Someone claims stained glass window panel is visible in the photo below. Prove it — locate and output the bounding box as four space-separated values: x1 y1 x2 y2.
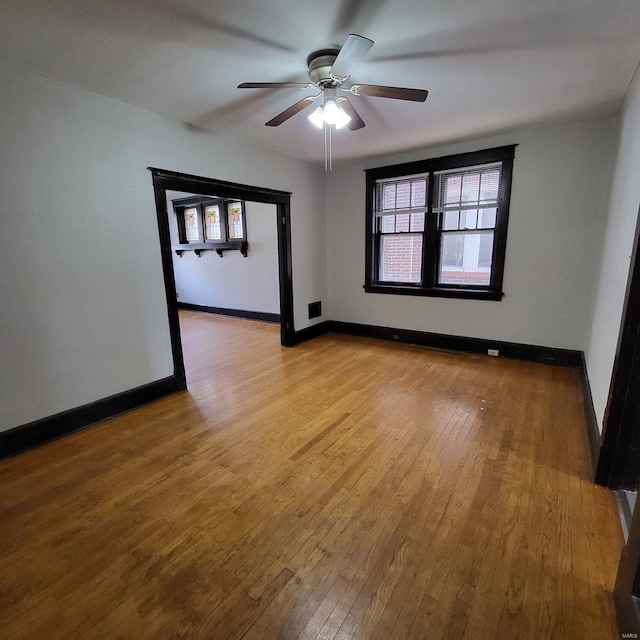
227 202 244 239
184 207 200 242
204 204 221 240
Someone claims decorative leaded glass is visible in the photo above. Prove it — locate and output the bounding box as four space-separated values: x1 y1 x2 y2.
184 207 200 242
205 204 221 240
227 202 244 239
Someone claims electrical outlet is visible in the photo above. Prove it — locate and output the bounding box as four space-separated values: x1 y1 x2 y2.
487 348 499 357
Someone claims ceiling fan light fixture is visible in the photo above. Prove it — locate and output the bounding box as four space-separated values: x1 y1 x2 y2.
334 109 351 130
307 106 325 129
324 99 351 129
308 99 351 130
322 99 341 124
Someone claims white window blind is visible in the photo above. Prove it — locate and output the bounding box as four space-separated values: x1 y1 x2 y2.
374 173 429 217
433 163 502 215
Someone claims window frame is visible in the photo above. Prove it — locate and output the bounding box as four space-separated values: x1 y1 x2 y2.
365 145 516 301
173 195 248 257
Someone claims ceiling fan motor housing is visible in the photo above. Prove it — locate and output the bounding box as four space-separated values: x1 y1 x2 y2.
307 49 340 87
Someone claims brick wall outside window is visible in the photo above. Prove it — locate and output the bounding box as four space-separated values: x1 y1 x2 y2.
380 235 422 283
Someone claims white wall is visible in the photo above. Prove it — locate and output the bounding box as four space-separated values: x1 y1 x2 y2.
0 63 326 433
167 193 280 314
326 118 615 350
586 62 640 431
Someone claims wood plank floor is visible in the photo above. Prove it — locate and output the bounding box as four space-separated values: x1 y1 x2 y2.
0 311 624 639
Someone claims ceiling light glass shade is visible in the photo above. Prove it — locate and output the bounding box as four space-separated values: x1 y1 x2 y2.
307 106 325 129
332 106 351 130
307 100 351 130
322 99 341 124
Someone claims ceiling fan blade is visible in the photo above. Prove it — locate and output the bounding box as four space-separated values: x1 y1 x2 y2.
351 84 428 102
330 34 374 80
337 97 366 130
265 95 319 127
239 82 313 89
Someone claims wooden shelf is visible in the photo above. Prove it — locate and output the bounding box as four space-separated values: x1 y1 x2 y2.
174 241 248 258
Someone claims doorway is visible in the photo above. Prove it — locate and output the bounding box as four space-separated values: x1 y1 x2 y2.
148 167 295 391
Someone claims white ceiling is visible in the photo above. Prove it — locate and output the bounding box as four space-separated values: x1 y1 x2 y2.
1 0 640 163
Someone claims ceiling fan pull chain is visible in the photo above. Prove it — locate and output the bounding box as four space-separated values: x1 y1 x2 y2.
324 122 328 171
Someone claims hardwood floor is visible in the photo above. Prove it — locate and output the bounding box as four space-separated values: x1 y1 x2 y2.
0 311 623 639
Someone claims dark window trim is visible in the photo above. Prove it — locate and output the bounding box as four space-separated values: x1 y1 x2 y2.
364 145 516 300
364 284 503 301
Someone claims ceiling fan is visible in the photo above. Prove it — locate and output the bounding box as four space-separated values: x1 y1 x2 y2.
238 34 428 134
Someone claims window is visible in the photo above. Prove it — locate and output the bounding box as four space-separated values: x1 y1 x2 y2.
226 201 244 239
173 196 248 257
184 207 200 242
204 203 222 241
365 145 515 300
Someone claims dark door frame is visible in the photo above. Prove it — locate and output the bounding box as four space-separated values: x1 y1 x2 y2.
594 204 640 635
614 500 640 635
596 204 640 490
148 167 295 391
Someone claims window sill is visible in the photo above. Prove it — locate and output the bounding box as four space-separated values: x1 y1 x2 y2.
364 284 503 301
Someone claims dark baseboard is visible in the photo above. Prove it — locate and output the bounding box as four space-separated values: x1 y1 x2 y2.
578 352 602 476
293 321 330 345
327 320 583 367
0 376 181 460
615 537 640 637
178 302 280 324
617 491 634 538
614 583 640 638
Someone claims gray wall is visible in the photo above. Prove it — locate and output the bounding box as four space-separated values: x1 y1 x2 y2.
326 118 615 351
167 193 280 314
586 61 640 431
1 57 634 439
0 63 326 433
